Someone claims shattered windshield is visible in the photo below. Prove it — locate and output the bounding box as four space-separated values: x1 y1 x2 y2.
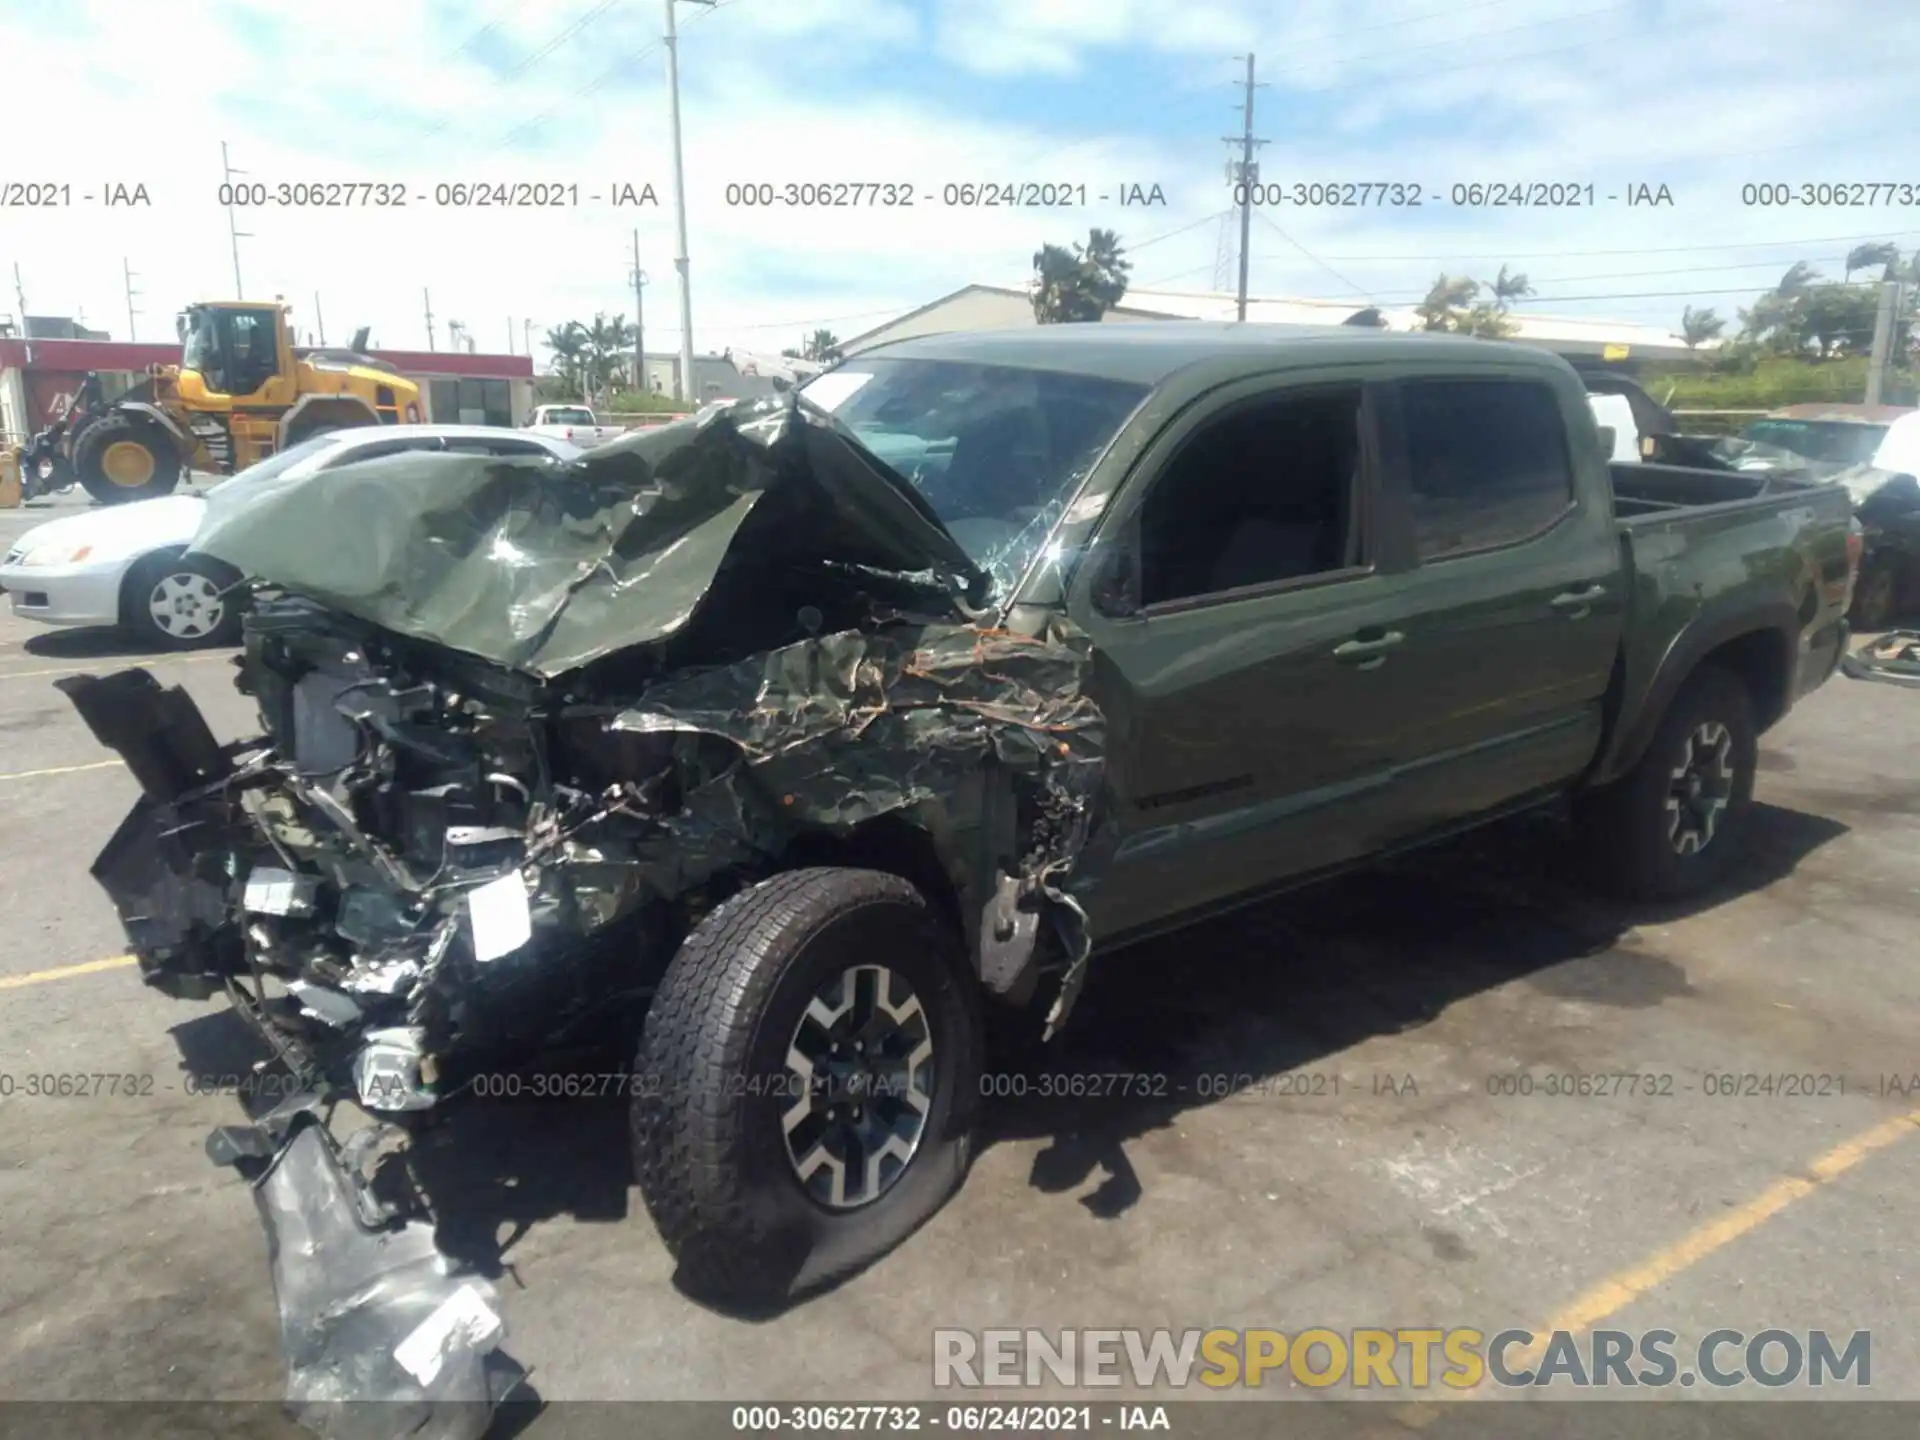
801 356 1147 596
1742 419 1888 467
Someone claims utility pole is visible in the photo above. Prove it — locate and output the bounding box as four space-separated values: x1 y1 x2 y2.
314 293 326 345
665 0 716 404
631 230 649 393
423 289 436 351
508 317 515 355
221 142 250 299
523 318 533 359
122 257 142 342
12 263 29 362
1222 55 1267 321
1865 279 1906 407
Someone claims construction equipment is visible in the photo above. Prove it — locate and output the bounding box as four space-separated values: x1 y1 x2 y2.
10 301 422 505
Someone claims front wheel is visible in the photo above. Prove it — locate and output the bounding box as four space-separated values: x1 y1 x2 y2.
633 868 982 1310
123 550 245 649
1574 664 1758 901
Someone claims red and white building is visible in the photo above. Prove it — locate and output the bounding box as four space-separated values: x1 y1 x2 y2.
0 337 536 442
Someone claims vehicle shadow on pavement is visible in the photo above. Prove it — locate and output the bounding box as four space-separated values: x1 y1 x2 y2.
154 801 1847 1319
978 801 1849 1218
23 626 229 660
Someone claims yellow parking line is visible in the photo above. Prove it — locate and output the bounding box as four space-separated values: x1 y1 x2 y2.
0 954 137 990
0 652 232 682
0 759 121 782
1389 1106 1920 1421
1500 1107 1920 1372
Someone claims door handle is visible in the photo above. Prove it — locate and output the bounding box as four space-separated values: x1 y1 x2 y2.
1551 584 1607 617
1333 630 1405 669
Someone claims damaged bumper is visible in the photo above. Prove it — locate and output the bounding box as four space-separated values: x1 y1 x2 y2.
216 1102 524 1440
52 392 1112 1433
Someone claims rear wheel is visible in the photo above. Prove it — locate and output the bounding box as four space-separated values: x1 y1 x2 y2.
1575 664 1758 901
122 550 244 649
74 413 183 503
633 868 982 1310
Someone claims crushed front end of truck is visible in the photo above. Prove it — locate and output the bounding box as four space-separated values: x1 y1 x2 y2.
55 395 1105 1438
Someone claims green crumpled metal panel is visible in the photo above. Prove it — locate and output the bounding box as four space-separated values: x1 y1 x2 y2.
189 395 987 679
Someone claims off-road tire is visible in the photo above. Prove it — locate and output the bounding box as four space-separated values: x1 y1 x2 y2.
122 548 245 649
1574 664 1758 902
633 868 983 1310
73 413 183 504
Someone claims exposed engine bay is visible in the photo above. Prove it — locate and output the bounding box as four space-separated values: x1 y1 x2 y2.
54 394 1107 1439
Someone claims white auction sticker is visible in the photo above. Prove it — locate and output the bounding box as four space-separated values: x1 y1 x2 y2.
393 1284 503 1387
466 872 532 963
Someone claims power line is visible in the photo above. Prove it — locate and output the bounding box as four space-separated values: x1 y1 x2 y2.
1264 0 1636 83
1250 252 1889 288
1280 0 1790 99
1236 230 1920 264
1255 213 1371 300
430 0 634 141
493 0 734 148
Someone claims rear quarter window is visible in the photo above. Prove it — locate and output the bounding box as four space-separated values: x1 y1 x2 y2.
1399 378 1576 560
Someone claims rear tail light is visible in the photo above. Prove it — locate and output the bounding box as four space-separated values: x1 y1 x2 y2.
1845 523 1864 606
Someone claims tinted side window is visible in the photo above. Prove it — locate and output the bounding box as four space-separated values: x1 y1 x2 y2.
1400 379 1574 560
1138 387 1362 608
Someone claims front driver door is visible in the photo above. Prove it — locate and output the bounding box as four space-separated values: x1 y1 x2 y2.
1063 373 1431 946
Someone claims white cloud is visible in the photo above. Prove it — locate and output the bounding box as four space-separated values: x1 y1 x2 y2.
1 0 1913 371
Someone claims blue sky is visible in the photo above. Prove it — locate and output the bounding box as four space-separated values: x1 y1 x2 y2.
3 0 1916 361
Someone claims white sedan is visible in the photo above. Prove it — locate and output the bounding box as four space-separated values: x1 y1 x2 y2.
0 425 580 648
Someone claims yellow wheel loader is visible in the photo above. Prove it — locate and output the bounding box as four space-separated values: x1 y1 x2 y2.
15 302 422 504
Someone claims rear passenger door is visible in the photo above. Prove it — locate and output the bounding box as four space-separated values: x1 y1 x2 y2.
1374 373 1625 837
1065 375 1435 944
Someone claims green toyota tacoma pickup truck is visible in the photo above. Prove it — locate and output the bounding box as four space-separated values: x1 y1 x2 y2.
58 325 1856 1422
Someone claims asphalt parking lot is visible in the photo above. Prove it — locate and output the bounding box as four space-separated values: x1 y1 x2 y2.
1 487 1917 1434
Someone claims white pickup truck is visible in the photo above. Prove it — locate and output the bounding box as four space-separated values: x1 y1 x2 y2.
525 404 625 448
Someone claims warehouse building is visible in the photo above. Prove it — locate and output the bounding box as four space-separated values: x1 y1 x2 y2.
840 283 1702 366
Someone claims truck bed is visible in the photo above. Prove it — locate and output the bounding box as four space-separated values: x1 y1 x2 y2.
1608 460 1821 517
1591 460 1854 787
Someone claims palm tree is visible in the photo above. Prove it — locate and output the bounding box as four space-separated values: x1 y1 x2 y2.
583 312 637 406
1844 243 1900 283
1680 305 1726 349
545 322 591 400
1416 274 1479 332
1031 228 1132 323
802 329 843 363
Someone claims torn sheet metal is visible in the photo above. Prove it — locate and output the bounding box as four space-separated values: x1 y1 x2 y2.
244 1111 524 1440
1841 631 1920 688
60 388 1115 1439
188 394 988 678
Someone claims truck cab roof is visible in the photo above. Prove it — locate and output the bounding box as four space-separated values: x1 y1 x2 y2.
859 323 1569 387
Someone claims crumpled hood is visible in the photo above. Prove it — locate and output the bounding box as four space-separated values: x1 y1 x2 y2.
187 394 989 679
